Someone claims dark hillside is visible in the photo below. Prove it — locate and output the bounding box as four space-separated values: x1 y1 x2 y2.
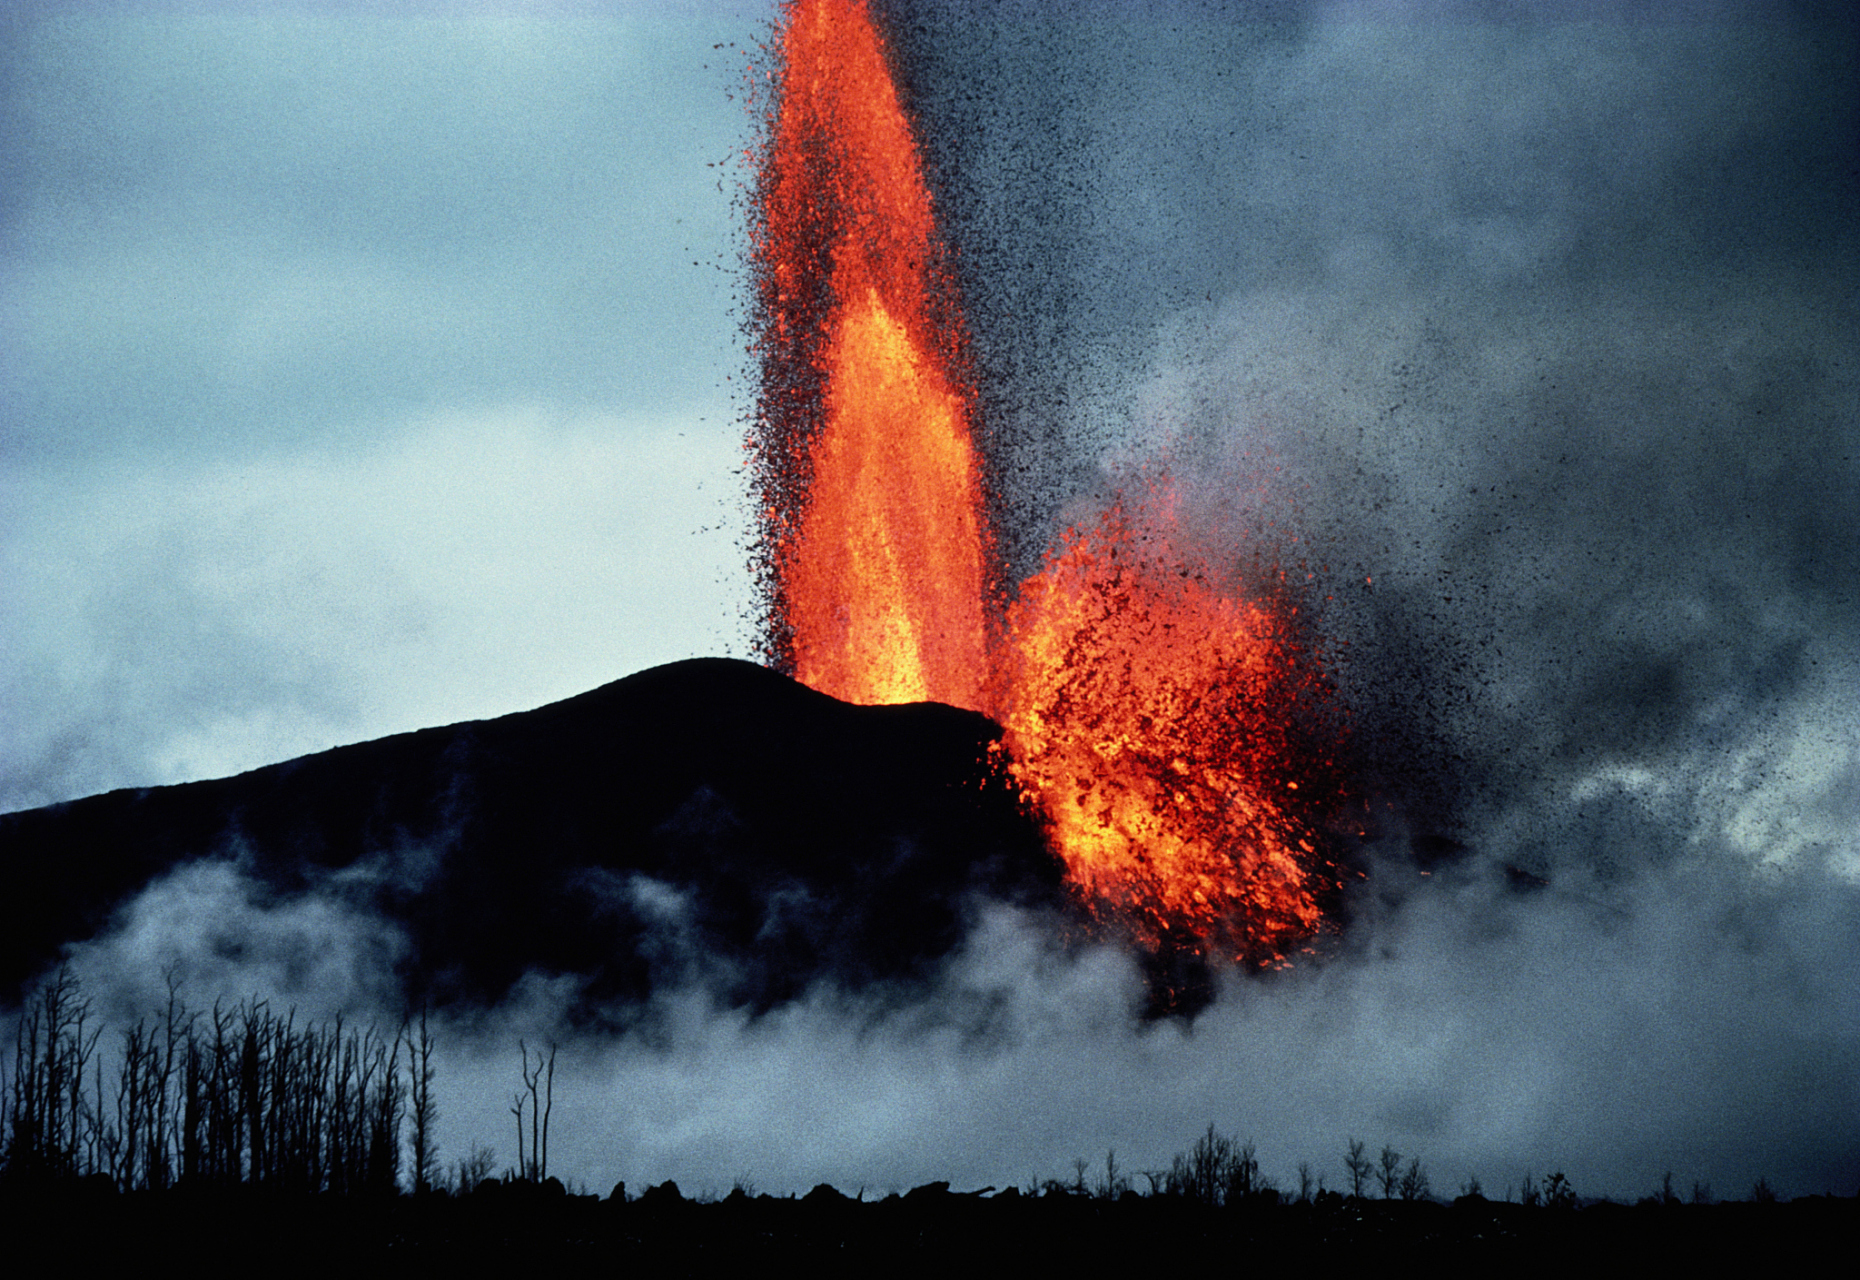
0 658 1062 1018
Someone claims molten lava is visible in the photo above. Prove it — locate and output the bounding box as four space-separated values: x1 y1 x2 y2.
991 495 1332 963
751 0 993 709
751 0 1340 968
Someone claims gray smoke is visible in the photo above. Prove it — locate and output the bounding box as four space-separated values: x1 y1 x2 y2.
886 0 1860 1196
45 849 1857 1198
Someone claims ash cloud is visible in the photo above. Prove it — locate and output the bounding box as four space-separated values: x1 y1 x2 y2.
892 0 1858 863
861 0 1860 1198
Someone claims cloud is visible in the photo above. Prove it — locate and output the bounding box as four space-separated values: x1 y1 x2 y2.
2 5 767 809
4 6 756 464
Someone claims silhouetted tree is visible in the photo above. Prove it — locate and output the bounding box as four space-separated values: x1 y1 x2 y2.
1399 1155 1429 1201
1169 1124 1236 1205
365 1026 404 1194
512 1040 557 1181
3 971 416 1194
454 1143 497 1194
1227 1138 1260 1201
1344 1138 1372 1199
1546 1171 1577 1209
1378 1145 1402 1199
4 964 99 1183
510 1089 526 1180
1096 1148 1129 1200
405 1009 438 1194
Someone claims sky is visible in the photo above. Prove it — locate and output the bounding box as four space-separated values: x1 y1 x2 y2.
6 0 1859 1202
3 0 767 813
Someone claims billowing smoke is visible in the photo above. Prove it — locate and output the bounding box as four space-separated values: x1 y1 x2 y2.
5 0 1856 1203
883 0 1858 1194
42 838 1857 1198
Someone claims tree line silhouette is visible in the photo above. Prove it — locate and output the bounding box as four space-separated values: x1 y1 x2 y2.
0 967 1810 1208
3 966 434 1193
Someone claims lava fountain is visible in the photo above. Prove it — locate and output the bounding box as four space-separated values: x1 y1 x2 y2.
749 0 994 709
988 489 1343 964
750 0 1342 971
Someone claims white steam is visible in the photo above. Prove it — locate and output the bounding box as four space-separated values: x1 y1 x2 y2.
44 839 1859 1201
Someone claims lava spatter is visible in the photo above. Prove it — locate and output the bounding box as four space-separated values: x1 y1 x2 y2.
992 492 1339 964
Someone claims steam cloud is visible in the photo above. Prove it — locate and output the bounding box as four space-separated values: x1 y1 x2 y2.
8 0 1858 1201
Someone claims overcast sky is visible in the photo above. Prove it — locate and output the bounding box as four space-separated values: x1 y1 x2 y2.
3 0 769 813
6 0 1857 1202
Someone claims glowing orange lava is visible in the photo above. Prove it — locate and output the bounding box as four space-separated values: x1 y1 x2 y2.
991 494 1332 962
752 0 993 709
751 0 1338 965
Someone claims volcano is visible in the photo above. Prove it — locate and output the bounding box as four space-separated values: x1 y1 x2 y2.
0 658 1067 1021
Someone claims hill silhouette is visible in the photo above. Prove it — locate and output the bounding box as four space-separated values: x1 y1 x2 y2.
0 658 1064 1019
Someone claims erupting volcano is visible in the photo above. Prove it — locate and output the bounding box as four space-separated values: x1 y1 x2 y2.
751 0 1344 969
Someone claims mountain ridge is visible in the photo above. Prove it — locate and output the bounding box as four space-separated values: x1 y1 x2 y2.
0 657 1064 1018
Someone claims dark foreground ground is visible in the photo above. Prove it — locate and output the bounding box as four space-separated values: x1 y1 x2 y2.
8 1179 1851 1267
